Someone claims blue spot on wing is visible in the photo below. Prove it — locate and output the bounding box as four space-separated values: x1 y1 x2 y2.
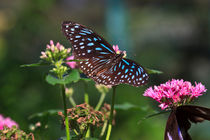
87 43 94 46
138 68 141 75
95 47 102 51
100 52 110 54
132 75 135 79
79 33 86 35
114 65 117 71
100 43 113 53
119 62 122 68
99 59 107 62
122 65 125 70
125 69 128 73
93 37 98 41
122 59 129 65
81 30 91 34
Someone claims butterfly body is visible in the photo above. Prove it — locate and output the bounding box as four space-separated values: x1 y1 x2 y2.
62 21 149 87
92 53 124 76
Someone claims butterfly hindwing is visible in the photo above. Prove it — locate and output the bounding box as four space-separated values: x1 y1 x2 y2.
112 58 148 86
90 58 148 86
62 21 115 59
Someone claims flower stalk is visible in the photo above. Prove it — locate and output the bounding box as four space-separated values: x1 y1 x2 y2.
60 84 70 140
95 93 106 111
105 86 117 140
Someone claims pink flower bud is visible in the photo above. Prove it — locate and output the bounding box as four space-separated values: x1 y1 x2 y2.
66 56 76 69
50 40 54 46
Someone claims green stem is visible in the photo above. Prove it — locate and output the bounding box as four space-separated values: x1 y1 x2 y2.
100 120 108 137
85 126 90 138
84 92 89 104
84 82 89 104
105 86 117 140
73 129 79 136
69 96 76 107
60 84 70 140
95 93 106 111
84 82 90 138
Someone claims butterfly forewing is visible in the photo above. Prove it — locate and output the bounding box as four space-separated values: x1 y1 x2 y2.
62 21 115 59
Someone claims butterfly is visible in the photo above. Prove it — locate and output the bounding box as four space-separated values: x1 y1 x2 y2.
165 105 210 140
62 21 149 87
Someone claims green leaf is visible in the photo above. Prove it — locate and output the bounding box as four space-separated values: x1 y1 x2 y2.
20 60 50 67
45 69 80 85
80 78 92 82
45 74 62 85
114 102 140 110
138 110 170 124
28 109 62 120
145 68 163 74
64 69 80 84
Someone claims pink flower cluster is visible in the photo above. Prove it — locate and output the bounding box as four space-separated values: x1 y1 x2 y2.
40 40 71 59
0 115 18 130
143 79 207 110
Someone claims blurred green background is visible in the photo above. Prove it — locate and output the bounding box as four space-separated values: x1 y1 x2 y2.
0 0 209 139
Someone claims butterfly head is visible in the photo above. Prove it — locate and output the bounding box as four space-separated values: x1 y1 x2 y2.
113 52 124 63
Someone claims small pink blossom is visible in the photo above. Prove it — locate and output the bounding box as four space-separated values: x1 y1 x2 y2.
0 115 18 130
50 40 54 46
46 40 67 52
112 45 127 58
40 40 71 61
113 45 121 54
143 79 207 110
66 55 76 69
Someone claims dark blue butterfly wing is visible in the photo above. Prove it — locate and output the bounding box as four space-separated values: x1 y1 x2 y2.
62 21 116 60
62 21 148 87
92 58 148 87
